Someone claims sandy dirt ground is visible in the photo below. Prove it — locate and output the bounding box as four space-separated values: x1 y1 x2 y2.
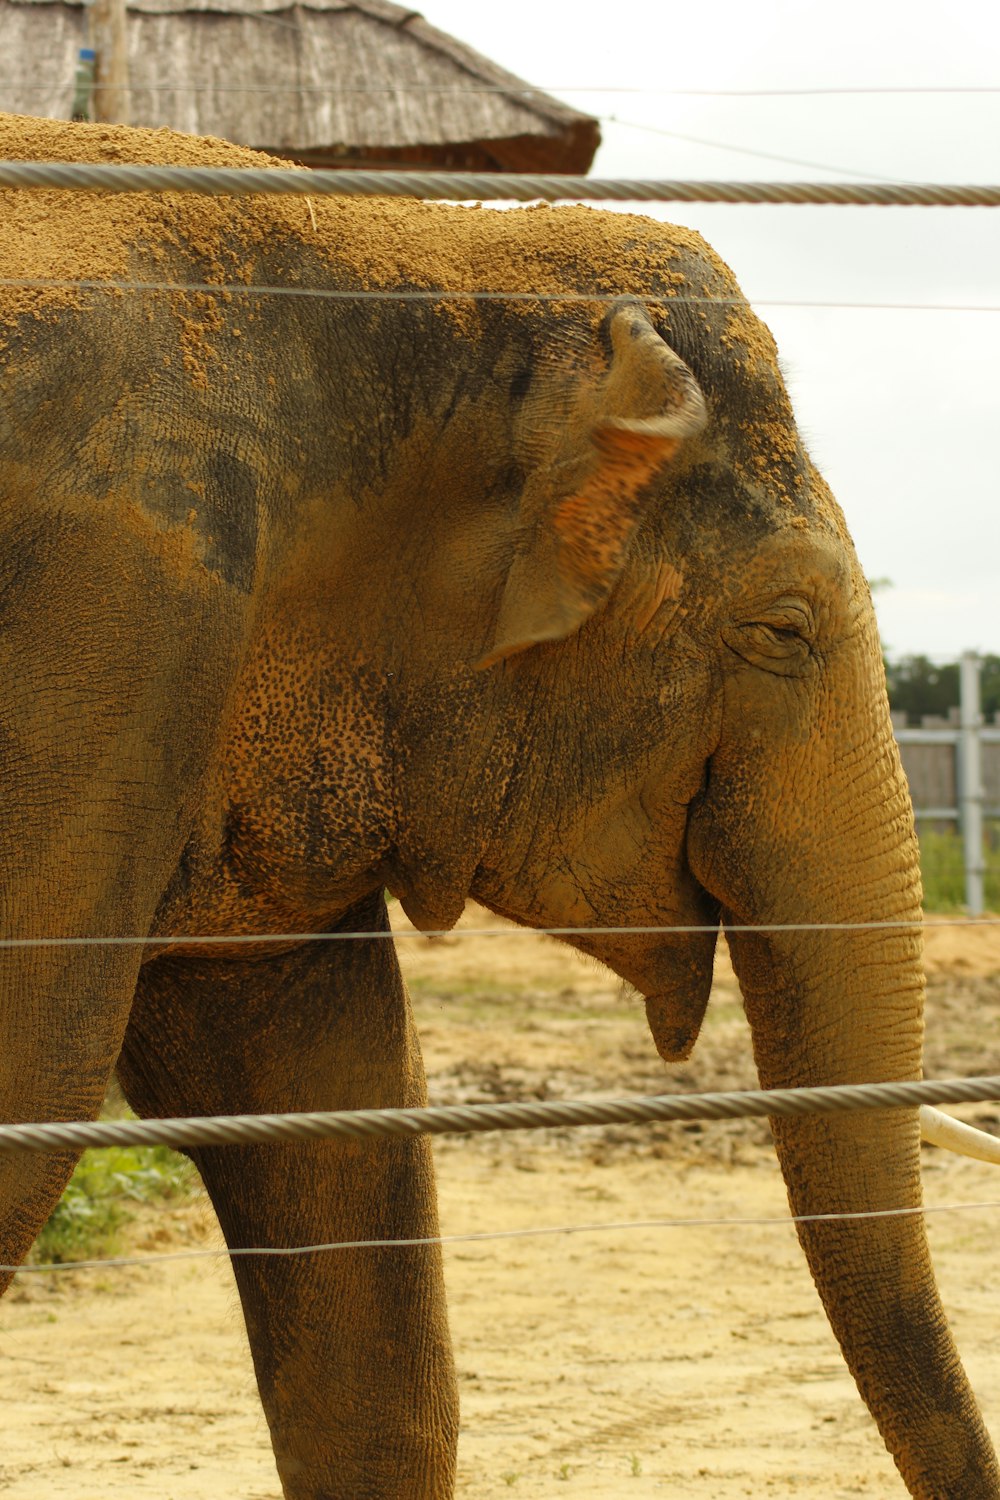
2 910 1000 1498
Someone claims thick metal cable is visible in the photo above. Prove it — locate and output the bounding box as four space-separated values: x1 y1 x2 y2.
3 1076 1000 1155
1 163 1000 205
11 1199 1000 1276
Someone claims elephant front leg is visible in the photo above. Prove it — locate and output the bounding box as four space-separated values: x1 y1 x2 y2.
0 944 143 1285
198 1133 455 1500
0 759 214 1286
118 904 459 1500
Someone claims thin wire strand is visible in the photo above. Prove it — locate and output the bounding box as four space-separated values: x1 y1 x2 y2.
605 87 1000 98
2 278 998 315
0 87 921 182
2 83 999 98
604 115 900 182
11 1198 1000 1276
0 917 996 951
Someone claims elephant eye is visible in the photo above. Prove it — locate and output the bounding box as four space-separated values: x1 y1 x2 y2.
755 621 801 646
721 615 814 676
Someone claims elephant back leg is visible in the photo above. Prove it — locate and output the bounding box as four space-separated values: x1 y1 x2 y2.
118 898 459 1500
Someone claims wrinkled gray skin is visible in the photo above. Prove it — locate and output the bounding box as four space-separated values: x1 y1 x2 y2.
0 117 997 1499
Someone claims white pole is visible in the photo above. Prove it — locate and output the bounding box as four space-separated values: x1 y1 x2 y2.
958 652 985 915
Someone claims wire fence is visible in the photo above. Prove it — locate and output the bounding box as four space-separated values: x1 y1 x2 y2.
5 81 1000 97
14 1198 1000 1277
6 906 998 1272
1 147 998 1288
3 279 999 318
3 161 1000 205
7 1075 1000 1156
0 914 993 955
3 77 993 182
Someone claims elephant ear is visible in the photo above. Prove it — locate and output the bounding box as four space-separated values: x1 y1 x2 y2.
479 304 706 669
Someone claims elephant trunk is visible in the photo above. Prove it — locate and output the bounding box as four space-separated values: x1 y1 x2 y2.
681 600 1000 1494
727 918 999 1497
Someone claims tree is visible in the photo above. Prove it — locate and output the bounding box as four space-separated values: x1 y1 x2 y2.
887 654 1000 725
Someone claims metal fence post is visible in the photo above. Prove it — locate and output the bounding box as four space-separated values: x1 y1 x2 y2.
958 652 985 914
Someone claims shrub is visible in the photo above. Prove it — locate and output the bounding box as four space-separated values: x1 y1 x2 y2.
917 823 1000 912
28 1143 197 1266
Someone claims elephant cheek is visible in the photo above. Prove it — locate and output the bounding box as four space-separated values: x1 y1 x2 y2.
642 929 717 1062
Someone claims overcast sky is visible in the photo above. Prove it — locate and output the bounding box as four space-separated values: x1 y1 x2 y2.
421 0 999 661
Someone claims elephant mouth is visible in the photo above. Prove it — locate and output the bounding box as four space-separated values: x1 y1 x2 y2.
472 885 720 1064
636 925 719 1063
548 895 720 1065
643 981 712 1062
556 924 718 1059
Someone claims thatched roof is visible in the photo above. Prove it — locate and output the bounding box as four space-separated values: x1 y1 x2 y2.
0 0 600 171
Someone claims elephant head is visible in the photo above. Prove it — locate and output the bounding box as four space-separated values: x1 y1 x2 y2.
364 267 996 1494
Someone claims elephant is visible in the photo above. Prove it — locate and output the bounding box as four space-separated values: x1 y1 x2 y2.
0 110 996 1499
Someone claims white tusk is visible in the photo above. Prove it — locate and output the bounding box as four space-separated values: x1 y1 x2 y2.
920 1104 1000 1164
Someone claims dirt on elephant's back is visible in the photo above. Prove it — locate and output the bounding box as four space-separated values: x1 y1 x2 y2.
0 111 739 338
0 111 320 331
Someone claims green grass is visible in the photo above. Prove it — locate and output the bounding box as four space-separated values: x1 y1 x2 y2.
28 1142 197 1266
917 824 1000 911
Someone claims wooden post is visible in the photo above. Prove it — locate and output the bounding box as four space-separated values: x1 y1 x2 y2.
89 0 130 125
